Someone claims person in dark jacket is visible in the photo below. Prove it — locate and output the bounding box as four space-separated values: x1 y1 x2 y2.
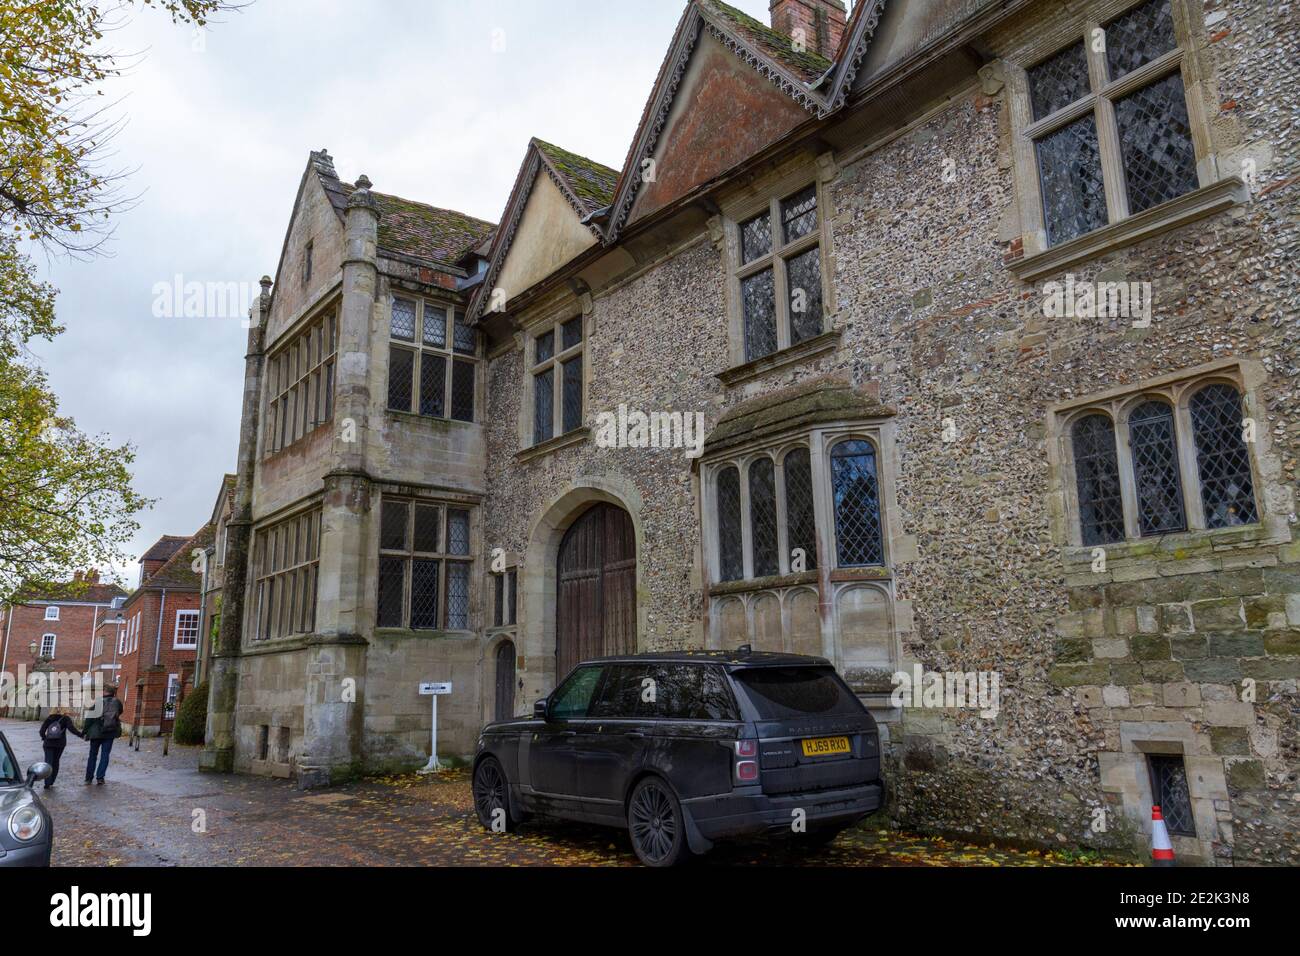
83 685 123 784
38 709 85 788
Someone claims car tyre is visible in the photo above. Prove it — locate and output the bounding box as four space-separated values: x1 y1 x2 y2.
627 776 690 867
472 756 520 833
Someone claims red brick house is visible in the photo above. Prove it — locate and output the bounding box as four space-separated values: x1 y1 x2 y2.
0 572 127 716
114 530 211 736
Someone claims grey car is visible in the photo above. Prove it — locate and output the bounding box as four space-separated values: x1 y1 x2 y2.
0 731 52 867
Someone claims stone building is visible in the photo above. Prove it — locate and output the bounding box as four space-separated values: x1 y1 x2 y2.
207 0 1298 864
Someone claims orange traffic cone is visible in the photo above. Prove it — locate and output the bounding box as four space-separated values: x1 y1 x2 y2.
1150 805 1175 866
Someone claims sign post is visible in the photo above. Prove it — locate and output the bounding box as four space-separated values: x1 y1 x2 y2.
417 682 453 774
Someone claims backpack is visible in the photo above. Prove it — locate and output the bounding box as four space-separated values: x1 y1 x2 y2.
45 719 66 740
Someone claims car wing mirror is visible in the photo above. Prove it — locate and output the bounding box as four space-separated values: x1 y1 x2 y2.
25 762 52 788
533 698 549 721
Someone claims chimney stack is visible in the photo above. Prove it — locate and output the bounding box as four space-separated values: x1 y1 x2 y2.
770 0 848 58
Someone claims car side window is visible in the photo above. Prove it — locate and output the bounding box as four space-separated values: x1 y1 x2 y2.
629 664 741 721
589 665 641 718
549 666 604 720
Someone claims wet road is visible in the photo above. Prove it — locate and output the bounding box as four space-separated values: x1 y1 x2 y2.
1 718 1126 867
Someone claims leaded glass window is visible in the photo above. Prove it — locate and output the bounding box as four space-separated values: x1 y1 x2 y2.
831 440 884 567
1148 754 1195 837
252 508 321 640
717 467 743 582
1072 414 1126 546
1114 72 1199 214
1105 0 1176 80
733 184 825 364
1023 0 1199 248
387 296 477 421
531 317 583 446
1129 401 1186 536
783 448 817 571
378 497 474 631
748 458 779 578
266 310 336 456
1036 115 1108 246
1190 384 1257 528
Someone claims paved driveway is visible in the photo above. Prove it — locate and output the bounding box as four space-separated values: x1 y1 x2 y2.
1 718 1125 867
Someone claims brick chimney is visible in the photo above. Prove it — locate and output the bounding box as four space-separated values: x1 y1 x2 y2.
770 0 848 58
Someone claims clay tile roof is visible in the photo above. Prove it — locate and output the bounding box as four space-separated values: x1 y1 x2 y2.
334 181 497 267
704 377 895 457
141 535 189 564
705 0 835 84
532 139 620 214
141 524 214 591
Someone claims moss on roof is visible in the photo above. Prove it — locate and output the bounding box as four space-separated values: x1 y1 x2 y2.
140 523 214 591
331 180 497 266
532 139 620 213
705 378 894 456
706 0 835 83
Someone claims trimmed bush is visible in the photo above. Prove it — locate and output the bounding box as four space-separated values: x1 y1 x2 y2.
173 681 209 745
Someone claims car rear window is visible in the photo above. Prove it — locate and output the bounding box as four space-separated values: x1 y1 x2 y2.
732 666 865 719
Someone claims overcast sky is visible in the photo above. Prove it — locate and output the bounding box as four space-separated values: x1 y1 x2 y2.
32 0 773 587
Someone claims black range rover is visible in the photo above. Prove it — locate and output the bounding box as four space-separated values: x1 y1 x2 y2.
472 649 883 866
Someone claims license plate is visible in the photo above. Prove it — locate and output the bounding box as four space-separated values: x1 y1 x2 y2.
801 736 851 757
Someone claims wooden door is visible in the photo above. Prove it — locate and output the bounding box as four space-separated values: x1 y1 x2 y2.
494 640 516 721
556 505 636 679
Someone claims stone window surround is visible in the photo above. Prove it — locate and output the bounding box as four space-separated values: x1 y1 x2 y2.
1099 729 1227 863
376 494 476 634
1002 0 1247 279
487 563 519 634
717 158 838 383
385 293 479 423
701 419 901 586
515 302 592 459
248 503 323 643
1047 358 1291 565
528 314 585 447
262 298 339 460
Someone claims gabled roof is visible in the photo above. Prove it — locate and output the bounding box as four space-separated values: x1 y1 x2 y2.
209 473 236 528
137 525 213 592
533 139 619 216
141 536 189 564
604 0 888 242
307 149 496 269
469 137 619 321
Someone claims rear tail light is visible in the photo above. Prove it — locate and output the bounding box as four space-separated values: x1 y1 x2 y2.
734 739 759 784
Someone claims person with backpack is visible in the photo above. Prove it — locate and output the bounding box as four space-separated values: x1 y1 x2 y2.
37 709 85 788
83 685 124 785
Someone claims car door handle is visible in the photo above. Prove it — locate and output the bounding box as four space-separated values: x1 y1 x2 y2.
623 732 645 739
560 730 577 737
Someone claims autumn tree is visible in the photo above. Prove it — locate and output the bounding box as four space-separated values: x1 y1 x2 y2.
0 1 243 602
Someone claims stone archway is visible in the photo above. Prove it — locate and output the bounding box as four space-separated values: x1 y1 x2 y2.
519 477 645 703
555 503 636 678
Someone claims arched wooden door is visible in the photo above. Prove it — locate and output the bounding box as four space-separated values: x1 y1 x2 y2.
494 640 516 721
556 504 636 678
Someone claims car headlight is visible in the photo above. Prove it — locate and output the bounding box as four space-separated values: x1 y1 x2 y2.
9 805 42 842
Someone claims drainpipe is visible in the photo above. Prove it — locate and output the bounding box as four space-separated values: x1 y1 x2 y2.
87 604 100 674
154 589 167 666
1 604 12 714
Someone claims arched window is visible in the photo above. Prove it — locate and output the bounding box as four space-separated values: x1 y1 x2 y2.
1128 400 1186 536
716 467 743 582
783 447 816 570
1071 414 1125 545
1190 384 1258 528
748 458 779 577
830 440 883 567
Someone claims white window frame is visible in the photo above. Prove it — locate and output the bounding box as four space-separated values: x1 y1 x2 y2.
174 609 201 649
40 634 56 658
44 606 59 621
